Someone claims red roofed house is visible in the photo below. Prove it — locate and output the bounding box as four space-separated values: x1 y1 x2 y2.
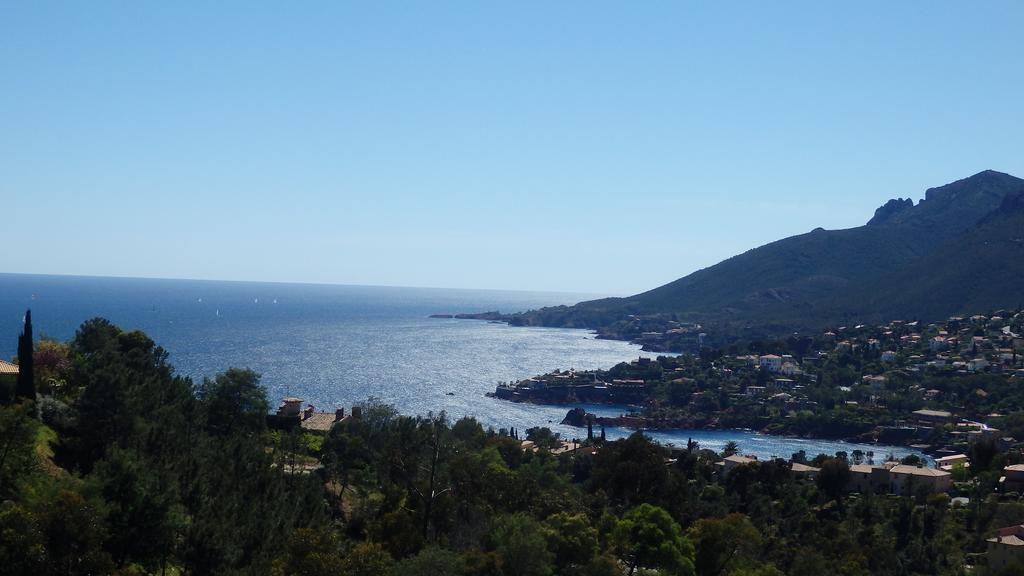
989 525 1024 573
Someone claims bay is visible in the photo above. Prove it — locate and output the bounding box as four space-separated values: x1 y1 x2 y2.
0 273 926 461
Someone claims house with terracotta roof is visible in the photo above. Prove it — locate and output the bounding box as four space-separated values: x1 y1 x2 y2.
0 359 18 401
848 464 890 493
888 464 952 495
847 462 952 495
934 454 969 471
790 462 820 479
1002 464 1024 492
273 397 348 431
988 525 1024 573
716 454 757 479
0 359 18 376
911 409 955 427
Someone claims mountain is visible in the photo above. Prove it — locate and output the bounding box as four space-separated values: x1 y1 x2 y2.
509 170 1024 338
832 184 1024 322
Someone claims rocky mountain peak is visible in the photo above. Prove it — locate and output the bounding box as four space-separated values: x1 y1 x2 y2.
867 198 914 226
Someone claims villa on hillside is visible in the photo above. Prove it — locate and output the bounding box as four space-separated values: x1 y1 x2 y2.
911 409 955 428
888 465 952 495
988 525 1024 573
790 462 820 479
847 462 952 495
1001 464 1024 493
274 397 348 431
716 454 758 479
934 454 969 471
758 355 783 373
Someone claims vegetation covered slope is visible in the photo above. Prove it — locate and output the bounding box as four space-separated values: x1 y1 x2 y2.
7 319 1024 576
512 170 1024 334
826 186 1024 323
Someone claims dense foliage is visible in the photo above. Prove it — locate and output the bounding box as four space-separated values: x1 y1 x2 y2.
2 319 325 575
4 318 1024 574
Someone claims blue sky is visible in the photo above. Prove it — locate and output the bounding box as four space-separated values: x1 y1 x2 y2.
2 2 1022 295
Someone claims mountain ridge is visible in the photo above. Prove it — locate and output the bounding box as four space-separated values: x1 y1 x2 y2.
504 170 1024 341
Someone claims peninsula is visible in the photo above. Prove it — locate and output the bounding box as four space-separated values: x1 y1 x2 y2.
442 170 1024 352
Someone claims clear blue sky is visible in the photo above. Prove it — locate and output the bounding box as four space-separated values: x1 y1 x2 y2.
2 2 1022 295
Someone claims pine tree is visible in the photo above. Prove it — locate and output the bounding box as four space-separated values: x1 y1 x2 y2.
15 309 34 401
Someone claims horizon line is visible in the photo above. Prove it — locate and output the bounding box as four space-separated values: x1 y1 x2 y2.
0 270 623 300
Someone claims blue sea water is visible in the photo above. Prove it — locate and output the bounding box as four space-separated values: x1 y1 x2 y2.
0 273 926 462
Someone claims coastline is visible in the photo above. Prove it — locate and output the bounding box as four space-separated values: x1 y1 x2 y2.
558 402 929 463
437 310 698 354
441 311 1022 465
450 314 884 448
487 395 931 461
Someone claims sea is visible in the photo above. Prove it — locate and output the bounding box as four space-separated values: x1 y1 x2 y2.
0 273 925 462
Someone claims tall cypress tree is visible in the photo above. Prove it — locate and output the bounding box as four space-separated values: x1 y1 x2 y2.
15 309 34 400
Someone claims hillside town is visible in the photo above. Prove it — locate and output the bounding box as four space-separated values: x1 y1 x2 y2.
490 311 1024 572
495 309 1024 457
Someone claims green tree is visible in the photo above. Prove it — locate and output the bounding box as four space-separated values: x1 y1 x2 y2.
341 542 394 576
33 338 74 398
613 504 695 576
0 501 45 572
493 513 554 576
392 546 465 576
90 447 184 569
451 416 488 450
970 438 999 473
270 527 345 576
183 434 325 574
67 321 191 473
816 458 851 509
0 403 38 499
72 317 121 354
525 427 561 450
15 309 35 401
412 415 454 541
688 513 762 576
787 547 828 576
590 433 672 507
322 427 372 497
584 555 624 576
41 490 115 576
197 368 269 437
542 512 599 573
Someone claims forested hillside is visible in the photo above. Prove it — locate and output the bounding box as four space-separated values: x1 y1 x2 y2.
5 319 1021 575
506 170 1024 336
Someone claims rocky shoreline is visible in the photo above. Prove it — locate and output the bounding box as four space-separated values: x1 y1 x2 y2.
555 406 909 449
